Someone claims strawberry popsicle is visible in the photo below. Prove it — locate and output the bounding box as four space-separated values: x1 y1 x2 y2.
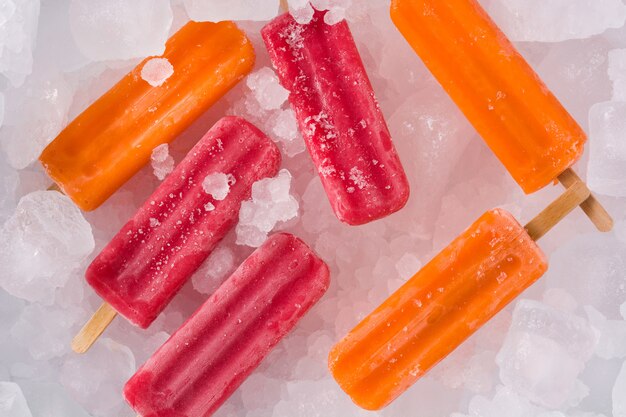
124 233 330 417
390 0 612 231
329 180 591 410
262 11 410 226
40 21 255 211
73 117 280 353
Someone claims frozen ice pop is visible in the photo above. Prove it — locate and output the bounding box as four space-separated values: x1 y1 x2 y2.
390 0 612 231
124 233 330 417
40 21 255 211
72 116 280 352
262 11 410 226
329 181 591 410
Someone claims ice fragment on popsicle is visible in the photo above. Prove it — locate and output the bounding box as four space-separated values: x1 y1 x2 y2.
262 11 410 225
40 21 255 211
85 116 281 329
329 209 548 410
124 233 330 417
390 0 585 194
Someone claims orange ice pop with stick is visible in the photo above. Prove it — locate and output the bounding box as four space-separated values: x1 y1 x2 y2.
40 21 255 211
329 180 593 410
390 0 612 232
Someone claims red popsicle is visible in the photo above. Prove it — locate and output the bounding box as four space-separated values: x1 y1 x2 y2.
124 233 330 417
262 10 410 226
73 116 281 353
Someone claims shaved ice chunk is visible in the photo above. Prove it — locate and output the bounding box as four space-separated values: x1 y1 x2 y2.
0 191 94 304
236 169 299 247
184 0 280 22
0 382 33 417
141 57 173 87
271 108 306 157
247 67 289 111
487 0 626 42
150 143 174 180
288 0 314 24
587 101 626 197
69 0 172 62
496 300 596 408
1 73 73 169
0 0 40 87
202 173 232 201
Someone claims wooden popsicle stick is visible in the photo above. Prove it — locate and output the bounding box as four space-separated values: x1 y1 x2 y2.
71 303 118 354
558 168 613 232
525 180 591 242
280 0 289 12
47 183 61 192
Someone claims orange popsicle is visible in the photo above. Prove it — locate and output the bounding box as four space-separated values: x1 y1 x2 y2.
390 0 584 194
39 21 255 211
329 209 548 410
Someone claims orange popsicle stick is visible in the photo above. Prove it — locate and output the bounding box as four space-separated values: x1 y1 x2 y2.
329 180 591 410
390 0 585 194
40 21 255 211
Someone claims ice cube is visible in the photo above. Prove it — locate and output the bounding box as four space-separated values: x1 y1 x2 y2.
496 299 596 408
247 67 289 111
395 253 422 278
184 0 280 22
10 304 82 361
615 360 626 417
236 169 299 247
1 73 73 169
202 173 231 201
0 152 18 224
460 385 540 417
150 143 175 180
587 101 626 197
69 0 173 62
487 0 626 42
0 191 95 304
288 0 314 24
192 246 236 295
584 306 626 360
608 49 626 102
0 0 40 87
60 338 135 416
271 109 306 157
0 382 32 417
141 57 174 87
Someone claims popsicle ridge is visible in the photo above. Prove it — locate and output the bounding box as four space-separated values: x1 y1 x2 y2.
262 11 410 225
124 233 330 417
86 117 281 329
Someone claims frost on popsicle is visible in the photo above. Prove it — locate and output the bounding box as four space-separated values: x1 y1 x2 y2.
141 57 173 88
150 143 174 180
236 169 299 247
0 191 94 303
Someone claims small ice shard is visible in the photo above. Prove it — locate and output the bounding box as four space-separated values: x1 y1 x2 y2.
141 57 174 87
236 169 299 247
587 101 626 197
584 305 626 360
0 382 33 417
615 360 626 417
1 73 73 169
496 299 596 409
192 246 236 295
150 143 174 180
184 0 280 22
0 0 40 87
0 191 95 304
487 0 626 42
288 0 314 24
11 304 83 360
608 49 626 102
247 67 289 111
60 338 135 416
69 0 173 62
270 108 306 157
202 173 231 201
